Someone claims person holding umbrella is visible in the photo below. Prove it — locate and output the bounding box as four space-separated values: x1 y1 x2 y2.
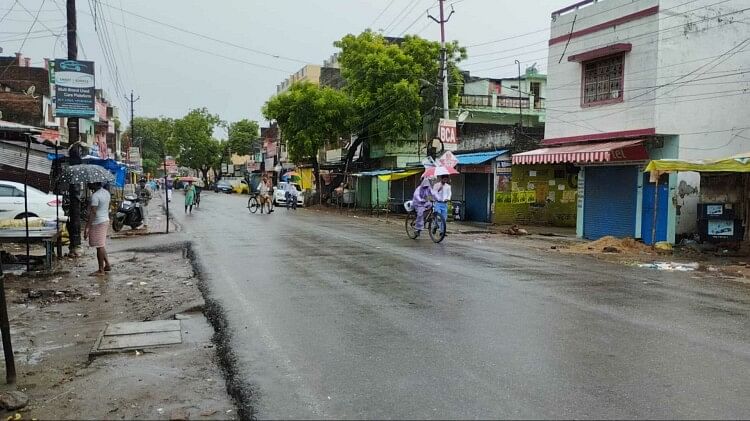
84 182 111 276
432 175 452 227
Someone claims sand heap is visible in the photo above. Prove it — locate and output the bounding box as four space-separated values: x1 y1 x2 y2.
568 236 653 254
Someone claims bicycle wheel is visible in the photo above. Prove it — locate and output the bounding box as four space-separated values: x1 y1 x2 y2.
405 212 419 239
247 196 258 214
429 212 446 243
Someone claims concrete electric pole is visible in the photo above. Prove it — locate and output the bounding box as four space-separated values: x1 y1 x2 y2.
66 0 83 257
430 0 454 119
124 91 140 157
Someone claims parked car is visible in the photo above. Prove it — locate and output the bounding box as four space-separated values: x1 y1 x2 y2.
0 180 64 221
274 182 304 207
233 180 249 194
214 180 233 194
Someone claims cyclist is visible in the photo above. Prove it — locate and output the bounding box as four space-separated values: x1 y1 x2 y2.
284 181 298 209
412 178 433 237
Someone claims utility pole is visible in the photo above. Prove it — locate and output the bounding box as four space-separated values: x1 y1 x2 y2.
430 0 454 119
124 91 140 157
66 0 82 257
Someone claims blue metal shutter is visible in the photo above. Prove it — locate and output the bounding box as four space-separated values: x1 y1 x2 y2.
583 166 638 240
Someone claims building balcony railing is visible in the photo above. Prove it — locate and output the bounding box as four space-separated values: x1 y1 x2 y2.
459 94 545 111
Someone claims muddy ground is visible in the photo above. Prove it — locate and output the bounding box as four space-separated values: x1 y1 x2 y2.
0 243 236 420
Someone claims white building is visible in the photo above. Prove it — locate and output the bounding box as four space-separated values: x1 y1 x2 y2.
513 0 750 244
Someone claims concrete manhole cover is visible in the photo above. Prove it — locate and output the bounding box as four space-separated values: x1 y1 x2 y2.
91 320 182 356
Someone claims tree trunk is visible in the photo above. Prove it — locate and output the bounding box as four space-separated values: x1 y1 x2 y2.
311 155 321 205
200 167 209 183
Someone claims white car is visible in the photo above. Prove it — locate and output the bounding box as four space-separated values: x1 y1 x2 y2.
274 182 304 207
0 180 64 221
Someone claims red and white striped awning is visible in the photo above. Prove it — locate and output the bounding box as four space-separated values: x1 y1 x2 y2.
512 139 648 165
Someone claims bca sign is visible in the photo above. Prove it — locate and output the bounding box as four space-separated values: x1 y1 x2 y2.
438 119 458 151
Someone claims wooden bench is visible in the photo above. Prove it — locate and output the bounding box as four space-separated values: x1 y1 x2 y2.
0 229 61 271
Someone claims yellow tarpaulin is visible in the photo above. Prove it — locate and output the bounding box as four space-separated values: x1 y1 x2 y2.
377 169 423 182
645 154 750 173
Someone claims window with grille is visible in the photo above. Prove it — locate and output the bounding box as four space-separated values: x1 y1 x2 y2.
582 54 624 106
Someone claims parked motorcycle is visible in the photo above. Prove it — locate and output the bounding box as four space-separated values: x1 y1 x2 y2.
112 194 144 232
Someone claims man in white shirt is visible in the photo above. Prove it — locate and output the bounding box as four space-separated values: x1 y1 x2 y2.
84 183 111 276
432 175 452 225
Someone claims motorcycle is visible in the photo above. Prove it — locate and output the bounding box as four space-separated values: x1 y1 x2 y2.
112 194 144 232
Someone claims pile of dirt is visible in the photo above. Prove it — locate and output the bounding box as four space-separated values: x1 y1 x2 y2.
567 236 654 254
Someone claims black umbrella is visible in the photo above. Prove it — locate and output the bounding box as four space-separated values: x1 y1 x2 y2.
57 164 115 186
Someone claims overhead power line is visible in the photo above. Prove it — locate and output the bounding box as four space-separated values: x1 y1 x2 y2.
78 8 297 74
96 0 311 65
464 0 741 67
0 0 46 80
467 4 749 75
370 0 398 28
465 0 653 49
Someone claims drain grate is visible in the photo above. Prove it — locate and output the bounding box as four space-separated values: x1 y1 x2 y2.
90 320 182 357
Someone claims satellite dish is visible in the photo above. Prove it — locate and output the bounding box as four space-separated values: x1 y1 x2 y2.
457 110 470 123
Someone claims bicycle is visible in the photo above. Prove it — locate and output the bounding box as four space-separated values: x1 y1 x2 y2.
405 202 446 243
247 193 259 213
247 192 271 214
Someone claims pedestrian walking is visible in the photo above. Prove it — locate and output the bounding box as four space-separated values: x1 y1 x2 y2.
165 177 173 203
432 175 451 225
267 175 275 213
84 182 111 276
184 180 196 214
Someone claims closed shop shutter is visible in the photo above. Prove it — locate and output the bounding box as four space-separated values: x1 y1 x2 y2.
583 165 638 240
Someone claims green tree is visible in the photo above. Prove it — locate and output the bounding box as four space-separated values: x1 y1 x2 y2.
227 119 260 157
128 116 177 175
334 31 466 167
263 82 354 182
172 108 223 182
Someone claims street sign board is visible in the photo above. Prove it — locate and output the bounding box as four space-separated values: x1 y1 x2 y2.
438 119 458 151
437 151 458 168
52 59 96 118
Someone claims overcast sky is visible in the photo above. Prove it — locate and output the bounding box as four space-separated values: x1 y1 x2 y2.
1 0 575 136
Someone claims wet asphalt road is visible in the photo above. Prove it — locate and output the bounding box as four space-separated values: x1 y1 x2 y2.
173 192 750 419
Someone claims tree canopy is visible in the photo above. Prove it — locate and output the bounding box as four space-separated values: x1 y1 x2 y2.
227 119 260 157
130 116 177 175
171 108 223 182
335 31 466 144
263 82 354 168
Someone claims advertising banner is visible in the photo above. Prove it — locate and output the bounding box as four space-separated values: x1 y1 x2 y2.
52 59 96 118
